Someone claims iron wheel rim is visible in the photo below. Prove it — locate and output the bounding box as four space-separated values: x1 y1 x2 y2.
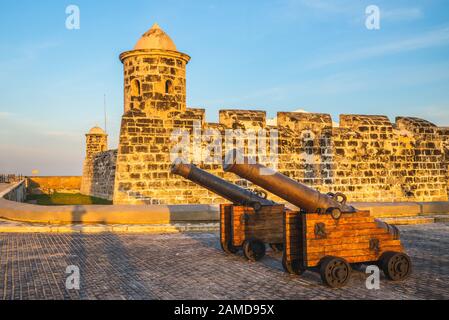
321 257 351 288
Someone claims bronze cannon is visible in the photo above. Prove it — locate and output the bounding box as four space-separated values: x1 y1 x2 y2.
223 150 412 288
223 149 356 219
171 158 274 211
170 159 285 261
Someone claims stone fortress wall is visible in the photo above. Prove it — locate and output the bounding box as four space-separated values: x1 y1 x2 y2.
80 24 449 205
27 176 82 194
80 127 117 201
110 109 449 205
80 149 117 201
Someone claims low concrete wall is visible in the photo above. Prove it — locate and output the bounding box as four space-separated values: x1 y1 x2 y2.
418 202 449 215
0 181 218 224
351 202 422 218
1 181 448 225
27 176 82 194
0 202 219 224
0 180 26 203
352 202 449 217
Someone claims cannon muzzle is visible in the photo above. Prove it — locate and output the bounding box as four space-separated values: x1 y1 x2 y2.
223 150 356 214
170 158 275 210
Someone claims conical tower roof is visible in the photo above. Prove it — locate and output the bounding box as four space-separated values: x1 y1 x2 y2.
87 126 107 135
134 23 177 51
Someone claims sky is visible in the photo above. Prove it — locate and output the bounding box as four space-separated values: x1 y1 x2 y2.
1 0 449 176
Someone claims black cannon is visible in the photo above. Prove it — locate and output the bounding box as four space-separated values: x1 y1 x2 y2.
223 150 412 288
170 159 285 261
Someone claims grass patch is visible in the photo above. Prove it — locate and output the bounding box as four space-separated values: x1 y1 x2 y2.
26 193 112 206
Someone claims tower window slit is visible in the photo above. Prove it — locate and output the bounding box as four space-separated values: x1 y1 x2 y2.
131 79 141 96
165 80 173 94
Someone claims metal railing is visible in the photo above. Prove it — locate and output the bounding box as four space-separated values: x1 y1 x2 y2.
0 174 24 184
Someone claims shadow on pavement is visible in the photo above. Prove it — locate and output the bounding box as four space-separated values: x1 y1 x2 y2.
65 205 157 300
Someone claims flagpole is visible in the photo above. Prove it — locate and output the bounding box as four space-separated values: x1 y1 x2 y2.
104 94 108 134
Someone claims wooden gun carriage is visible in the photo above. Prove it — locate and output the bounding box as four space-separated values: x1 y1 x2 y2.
170 159 284 261
224 150 412 288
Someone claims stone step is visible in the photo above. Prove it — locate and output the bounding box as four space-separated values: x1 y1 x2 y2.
380 216 435 225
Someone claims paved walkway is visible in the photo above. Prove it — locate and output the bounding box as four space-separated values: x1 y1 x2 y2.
1 223 448 300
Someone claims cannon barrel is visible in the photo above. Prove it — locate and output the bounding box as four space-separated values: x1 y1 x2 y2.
170 159 275 209
223 150 356 214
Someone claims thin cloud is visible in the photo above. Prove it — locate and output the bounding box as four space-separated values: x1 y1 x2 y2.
0 40 60 69
21 40 60 60
45 131 79 139
0 112 14 119
297 0 422 21
311 26 449 68
200 70 368 106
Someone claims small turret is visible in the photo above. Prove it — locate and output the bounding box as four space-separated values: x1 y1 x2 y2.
85 126 108 158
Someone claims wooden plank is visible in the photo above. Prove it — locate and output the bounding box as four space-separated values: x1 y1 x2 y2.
220 204 233 248
243 219 284 227
305 217 377 225
305 222 381 234
231 207 246 247
306 240 402 253
305 210 371 221
308 228 393 239
231 205 285 246
307 246 404 266
307 255 379 266
306 245 404 267
242 224 284 232
283 210 303 265
303 234 398 246
305 216 375 224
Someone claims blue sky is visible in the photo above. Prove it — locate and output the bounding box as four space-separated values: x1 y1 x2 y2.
1 0 449 175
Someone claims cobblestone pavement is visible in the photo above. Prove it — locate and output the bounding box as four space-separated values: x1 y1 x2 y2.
0 223 448 300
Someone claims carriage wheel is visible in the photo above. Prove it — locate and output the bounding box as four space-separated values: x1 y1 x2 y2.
379 252 412 281
319 256 352 288
220 240 238 254
282 256 305 275
243 239 266 262
269 243 284 252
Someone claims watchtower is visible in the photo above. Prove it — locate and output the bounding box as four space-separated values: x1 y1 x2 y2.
85 126 108 158
119 23 191 117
